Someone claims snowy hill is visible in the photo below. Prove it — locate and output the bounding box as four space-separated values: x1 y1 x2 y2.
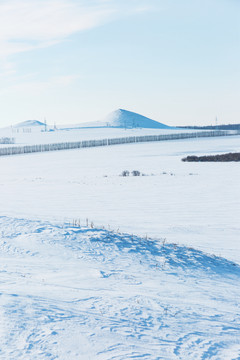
5 110 170 132
14 120 46 128
77 109 171 129
11 120 46 133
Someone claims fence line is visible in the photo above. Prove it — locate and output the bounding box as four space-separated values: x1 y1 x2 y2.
0 130 237 157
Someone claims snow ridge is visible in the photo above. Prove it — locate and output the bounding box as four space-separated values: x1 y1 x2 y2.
0 216 239 359
14 120 45 128
104 109 171 129
78 109 171 129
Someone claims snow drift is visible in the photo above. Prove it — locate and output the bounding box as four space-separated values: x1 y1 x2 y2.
0 216 239 359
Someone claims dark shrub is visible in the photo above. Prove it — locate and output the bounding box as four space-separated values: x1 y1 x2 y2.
182 152 240 162
121 170 130 176
132 170 141 176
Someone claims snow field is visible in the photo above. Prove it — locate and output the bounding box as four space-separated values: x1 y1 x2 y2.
0 217 239 359
0 127 201 146
0 131 240 359
0 135 240 263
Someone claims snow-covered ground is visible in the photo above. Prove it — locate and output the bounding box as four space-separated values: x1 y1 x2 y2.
0 129 239 359
0 127 198 147
0 134 239 262
0 217 239 359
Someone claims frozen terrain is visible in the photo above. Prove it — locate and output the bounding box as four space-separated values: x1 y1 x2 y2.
77 109 172 129
0 134 239 263
0 126 239 359
7 109 172 132
0 108 193 148
0 217 239 359
13 120 46 129
0 127 190 148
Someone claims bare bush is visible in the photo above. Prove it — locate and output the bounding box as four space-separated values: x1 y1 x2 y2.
121 170 130 177
132 170 141 176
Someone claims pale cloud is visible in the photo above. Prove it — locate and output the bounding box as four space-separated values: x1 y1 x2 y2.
0 74 79 95
119 0 158 15
132 5 156 14
0 0 115 58
0 0 158 79
0 60 16 77
0 0 158 60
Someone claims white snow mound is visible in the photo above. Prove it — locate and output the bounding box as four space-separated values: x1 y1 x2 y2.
79 109 171 129
14 120 45 128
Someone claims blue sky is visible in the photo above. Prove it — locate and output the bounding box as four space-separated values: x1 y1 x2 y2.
0 0 239 127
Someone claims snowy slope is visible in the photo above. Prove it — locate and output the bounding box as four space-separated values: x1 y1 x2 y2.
0 216 239 360
13 120 46 128
0 109 170 134
78 109 171 129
